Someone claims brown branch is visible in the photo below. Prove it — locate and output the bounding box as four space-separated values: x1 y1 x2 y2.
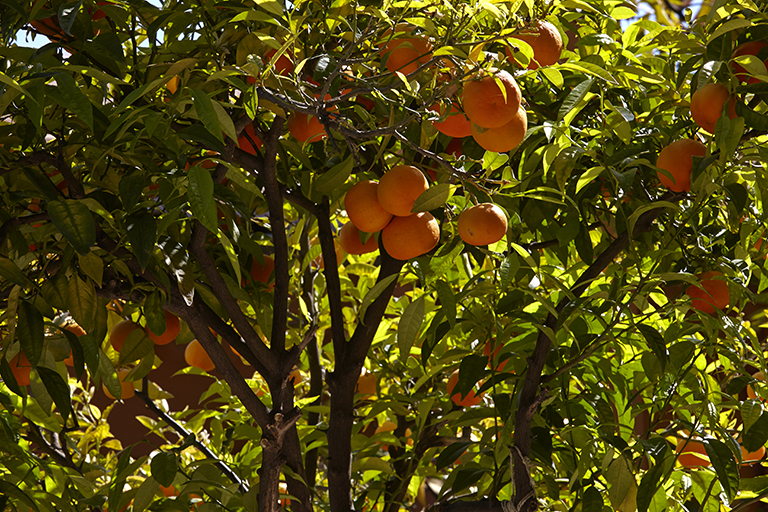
511 191 685 511
133 389 248 493
188 219 277 374
260 118 290 365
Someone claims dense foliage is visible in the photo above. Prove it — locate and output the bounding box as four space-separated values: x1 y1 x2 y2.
3 0 768 511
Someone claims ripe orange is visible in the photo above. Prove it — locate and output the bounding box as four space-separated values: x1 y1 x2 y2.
103 368 136 400
339 222 379 255
446 370 483 407
381 212 440 260
462 68 522 129
690 83 737 134
458 203 508 246
470 105 527 153
344 180 393 232
146 310 181 345
287 112 326 143
380 24 432 75
731 41 768 84
507 20 563 69
356 372 377 396
742 443 766 463
110 320 143 352
238 123 263 154
377 165 429 217
676 437 710 468
9 351 31 387
430 102 472 138
249 255 275 290
686 270 729 314
655 138 707 192
185 339 215 372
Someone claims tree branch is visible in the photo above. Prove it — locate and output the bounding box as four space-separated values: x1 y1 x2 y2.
511 192 684 511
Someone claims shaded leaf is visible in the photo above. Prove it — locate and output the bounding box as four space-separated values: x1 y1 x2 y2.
48 200 96 255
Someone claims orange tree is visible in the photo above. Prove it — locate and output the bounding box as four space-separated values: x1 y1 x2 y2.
3 0 768 511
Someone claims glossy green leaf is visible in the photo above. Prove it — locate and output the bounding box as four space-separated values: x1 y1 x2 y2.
187 165 218 233
37 367 71 423
48 200 96 255
190 88 223 142
398 296 425 361
17 301 44 367
151 451 177 487
125 211 157 270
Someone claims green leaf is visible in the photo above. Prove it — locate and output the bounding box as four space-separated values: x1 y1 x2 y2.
557 78 594 122
187 165 218 233
37 367 71 424
638 324 667 370
359 274 399 323
177 125 226 153
118 174 146 213
0 256 28 287
212 101 237 142
22 167 60 202
582 486 603 512
743 412 768 452
412 183 450 213
78 252 104 287
125 211 157 270
735 100 768 131
17 301 44 367
118 328 153 366
433 279 456 327
398 296 425 361
606 456 635 509
52 73 94 132
48 200 96 255
100 354 122 402
0 358 24 396
190 89 223 142
434 441 471 470
143 292 166 339
455 355 487 398
482 151 509 171
314 156 353 194
150 451 177 487
0 482 39 512
68 275 97 334
217 230 242 286
132 477 159 512
637 462 664 512
704 439 739 501
724 183 748 215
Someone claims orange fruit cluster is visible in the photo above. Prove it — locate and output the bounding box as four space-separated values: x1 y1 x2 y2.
342 166 440 261
462 68 527 153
